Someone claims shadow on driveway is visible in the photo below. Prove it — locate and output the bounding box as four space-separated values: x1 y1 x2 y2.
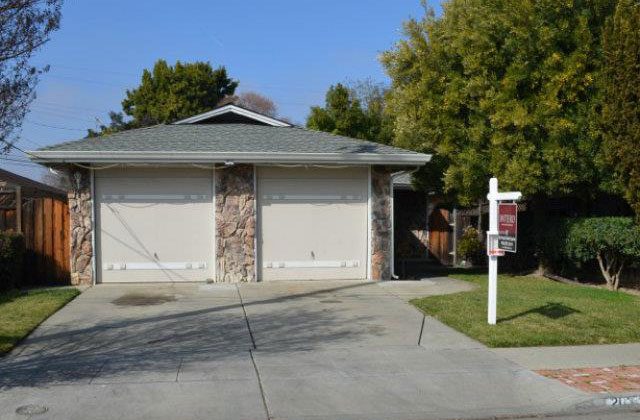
0 282 379 388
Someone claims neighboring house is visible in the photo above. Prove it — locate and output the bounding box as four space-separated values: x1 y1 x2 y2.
29 105 431 284
0 168 66 233
0 168 70 284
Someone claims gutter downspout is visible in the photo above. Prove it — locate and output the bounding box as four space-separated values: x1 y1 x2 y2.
390 167 420 280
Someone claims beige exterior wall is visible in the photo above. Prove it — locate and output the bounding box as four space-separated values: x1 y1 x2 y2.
95 167 214 283
257 166 368 281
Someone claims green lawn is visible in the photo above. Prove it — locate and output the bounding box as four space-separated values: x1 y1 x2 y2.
0 288 80 354
411 272 640 347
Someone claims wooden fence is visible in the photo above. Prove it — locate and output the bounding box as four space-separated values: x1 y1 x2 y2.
428 208 453 265
0 196 70 284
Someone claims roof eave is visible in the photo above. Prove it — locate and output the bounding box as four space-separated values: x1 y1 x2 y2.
28 151 432 166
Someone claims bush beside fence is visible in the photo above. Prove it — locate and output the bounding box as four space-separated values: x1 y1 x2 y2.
0 232 25 292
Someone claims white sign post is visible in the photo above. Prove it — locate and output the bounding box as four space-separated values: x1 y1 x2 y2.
486 178 521 325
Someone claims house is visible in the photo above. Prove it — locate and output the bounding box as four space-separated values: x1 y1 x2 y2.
0 168 66 233
0 168 70 284
29 105 431 284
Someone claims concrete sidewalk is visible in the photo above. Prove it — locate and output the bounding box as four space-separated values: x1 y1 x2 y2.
493 343 640 370
0 279 612 420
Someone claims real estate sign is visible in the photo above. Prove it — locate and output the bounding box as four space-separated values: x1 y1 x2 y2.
497 203 517 253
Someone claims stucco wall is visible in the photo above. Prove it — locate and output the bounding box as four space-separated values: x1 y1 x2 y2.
371 166 392 280
215 164 256 282
67 167 93 285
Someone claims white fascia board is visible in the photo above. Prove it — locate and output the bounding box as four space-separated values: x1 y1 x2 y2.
173 104 291 127
28 151 433 166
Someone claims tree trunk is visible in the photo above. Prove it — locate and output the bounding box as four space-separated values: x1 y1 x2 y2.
613 260 624 291
531 194 549 275
596 251 623 291
477 200 483 237
596 252 614 289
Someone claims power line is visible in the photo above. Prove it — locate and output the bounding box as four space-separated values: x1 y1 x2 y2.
30 106 98 124
42 73 128 88
34 62 140 77
0 156 32 163
24 119 87 132
0 157 42 167
14 136 45 149
35 100 113 113
0 138 43 161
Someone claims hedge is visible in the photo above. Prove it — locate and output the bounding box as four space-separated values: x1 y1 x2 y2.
0 232 25 292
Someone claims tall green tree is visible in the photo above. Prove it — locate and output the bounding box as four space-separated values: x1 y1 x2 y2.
382 0 616 205
306 81 393 144
88 59 238 136
123 59 238 126
601 0 640 218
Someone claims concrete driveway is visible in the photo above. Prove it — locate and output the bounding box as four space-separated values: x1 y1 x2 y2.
0 278 592 420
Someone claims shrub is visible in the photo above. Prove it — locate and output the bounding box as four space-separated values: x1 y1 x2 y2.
0 232 25 292
457 226 483 265
541 217 640 290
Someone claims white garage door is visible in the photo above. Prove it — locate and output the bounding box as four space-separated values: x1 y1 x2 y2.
258 166 368 281
95 168 214 283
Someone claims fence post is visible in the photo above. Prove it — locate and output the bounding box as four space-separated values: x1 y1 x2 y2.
450 207 458 266
15 186 21 234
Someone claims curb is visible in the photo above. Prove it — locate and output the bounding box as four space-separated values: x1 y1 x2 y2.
572 393 640 416
452 395 640 420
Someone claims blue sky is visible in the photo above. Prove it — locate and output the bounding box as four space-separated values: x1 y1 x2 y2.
4 0 439 181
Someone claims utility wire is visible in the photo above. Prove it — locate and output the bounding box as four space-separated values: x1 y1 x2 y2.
24 119 87 132
30 106 97 124
0 139 42 160
35 100 113 113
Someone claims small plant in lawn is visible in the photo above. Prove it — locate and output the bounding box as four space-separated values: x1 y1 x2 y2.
457 226 483 266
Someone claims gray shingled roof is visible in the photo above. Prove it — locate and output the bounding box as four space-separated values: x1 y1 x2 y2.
31 123 431 165
38 124 416 154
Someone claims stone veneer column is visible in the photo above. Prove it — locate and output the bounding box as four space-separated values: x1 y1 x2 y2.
215 164 256 282
371 166 392 280
67 167 94 285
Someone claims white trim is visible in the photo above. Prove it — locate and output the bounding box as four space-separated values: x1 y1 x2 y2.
29 150 432 166
253 164 258 282
390 173 395 279
101 194 209 200
212 168 216 282
262 193 363 201
173 104 292 127
263 260 360 269
90 169 97 286
104 262 207 270
367 165 372 280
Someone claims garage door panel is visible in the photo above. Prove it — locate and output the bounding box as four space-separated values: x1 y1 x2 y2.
258 167 368 281
96 170 214 283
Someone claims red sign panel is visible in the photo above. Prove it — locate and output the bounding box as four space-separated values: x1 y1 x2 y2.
498 203 517 252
